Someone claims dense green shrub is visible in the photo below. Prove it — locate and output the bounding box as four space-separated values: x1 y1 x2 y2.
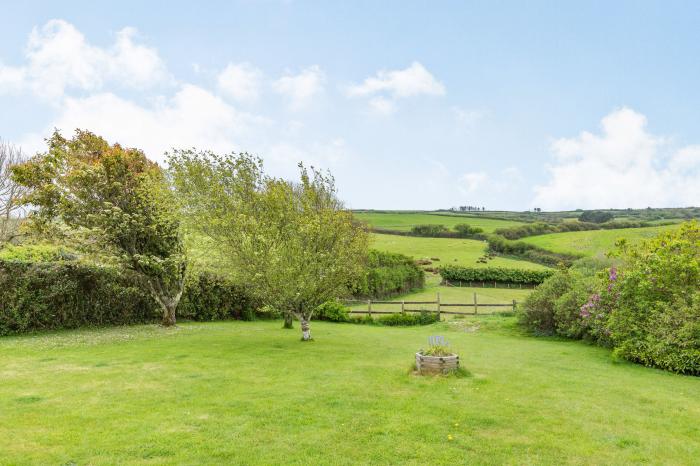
178 271 257 321
599 222 700 374
0 260 257 335
315 300 350 322
453 224 484 237
353 250 424 298
410 224 448 236
0 260 158 335
439 265 554 285
350 311 438 326
0 244 75 262
579 210 614 223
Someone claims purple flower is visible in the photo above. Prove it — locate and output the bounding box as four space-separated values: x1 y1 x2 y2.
609 266 617 282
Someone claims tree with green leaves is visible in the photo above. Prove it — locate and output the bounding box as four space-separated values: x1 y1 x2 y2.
168 150 368 340
12 130 186 326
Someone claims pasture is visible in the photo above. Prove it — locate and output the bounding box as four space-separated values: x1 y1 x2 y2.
2 319 699 465
520 224 681 257
371 233 547 270
354 211 524 232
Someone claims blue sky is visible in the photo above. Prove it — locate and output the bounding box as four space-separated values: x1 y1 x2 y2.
1 1 700 210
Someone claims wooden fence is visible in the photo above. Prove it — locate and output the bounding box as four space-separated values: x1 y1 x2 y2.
442 279 537 289
344 293 517 318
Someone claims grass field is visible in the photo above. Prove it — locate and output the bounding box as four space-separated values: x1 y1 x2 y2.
2 319 699 464
354 211 524 232
348 274 532 314
371 233 548 270
520 225 681 257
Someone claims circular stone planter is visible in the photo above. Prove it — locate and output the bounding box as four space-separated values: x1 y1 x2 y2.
415 352 459 375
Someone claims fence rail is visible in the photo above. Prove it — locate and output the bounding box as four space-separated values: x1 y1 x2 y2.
344 293 518 318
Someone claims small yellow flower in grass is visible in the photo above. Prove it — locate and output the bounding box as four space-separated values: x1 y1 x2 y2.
448 434 454 441
454 423 459 427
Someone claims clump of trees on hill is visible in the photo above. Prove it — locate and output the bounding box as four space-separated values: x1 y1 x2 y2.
519 221 700 375
578 210 614 223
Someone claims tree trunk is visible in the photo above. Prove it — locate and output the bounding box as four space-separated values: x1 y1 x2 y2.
161 303 177 327
282 312 294 329
300 316 312 341
147 275 185 328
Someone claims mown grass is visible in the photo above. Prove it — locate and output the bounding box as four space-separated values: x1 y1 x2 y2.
520 225 680 257
371 233 548 270
354 211 524 232
1 319 699 465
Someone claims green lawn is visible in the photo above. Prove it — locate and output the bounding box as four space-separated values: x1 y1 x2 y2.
354 211 524 232
520 225 681 257
1 320 699 464
371 233 548 270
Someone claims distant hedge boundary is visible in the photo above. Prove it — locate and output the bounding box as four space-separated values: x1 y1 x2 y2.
0 260 257 336
439 265 554 285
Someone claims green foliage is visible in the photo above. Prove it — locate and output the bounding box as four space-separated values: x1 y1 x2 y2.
601 221 700 374
0 260 257 336
168 150 368 339
579 210 614 223
352 249 424 298
453 223 484 237
179 271 257 322
410 224 448 236
11 130 186 326
494 219 662 240
439 265 554 285
0 243 73 262
315 300 350 322
0 259 157 335
350 310 438 326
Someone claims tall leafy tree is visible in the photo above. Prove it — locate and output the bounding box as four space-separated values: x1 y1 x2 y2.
169 150 368 340
12 130 187 326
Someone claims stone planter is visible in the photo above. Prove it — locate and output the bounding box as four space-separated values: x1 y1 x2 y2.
415 351 459 375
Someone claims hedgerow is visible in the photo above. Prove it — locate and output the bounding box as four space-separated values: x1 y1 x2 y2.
439 265 554 285
486 234 580 266
0 260 257 336
352 250 425 299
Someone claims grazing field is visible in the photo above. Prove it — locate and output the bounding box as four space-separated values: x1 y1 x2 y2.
354 211 524 232
371 233 548 270
520 225 680 257
1 320 699 464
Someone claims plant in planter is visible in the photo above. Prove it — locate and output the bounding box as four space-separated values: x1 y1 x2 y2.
415 336 460 375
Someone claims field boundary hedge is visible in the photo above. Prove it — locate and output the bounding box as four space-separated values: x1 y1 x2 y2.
439 265 554 285
0 260 258 336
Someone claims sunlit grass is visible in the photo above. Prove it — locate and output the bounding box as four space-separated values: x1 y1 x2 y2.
1 319 699 464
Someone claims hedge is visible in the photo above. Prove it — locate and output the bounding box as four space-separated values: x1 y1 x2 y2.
439 265 554 285
352 250 425 299
0 260 256 336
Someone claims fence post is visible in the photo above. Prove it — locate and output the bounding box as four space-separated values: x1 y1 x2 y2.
401 300 405 314
512 299 517 312
367 299 372 316
436 292 441 320
474 292 478 315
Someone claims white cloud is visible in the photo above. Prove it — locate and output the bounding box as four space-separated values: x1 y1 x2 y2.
533 107 700 209
368 97 395 115
217 62 263 102
0 19 170 100
347 62 445 98
272 65 325 110
19 85 270 161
